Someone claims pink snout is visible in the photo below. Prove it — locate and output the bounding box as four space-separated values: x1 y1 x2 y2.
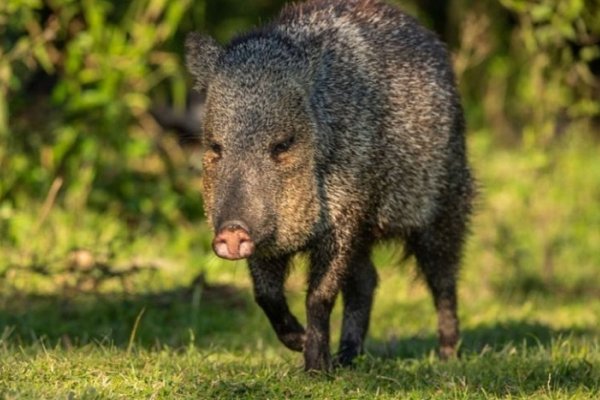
212 223 255 260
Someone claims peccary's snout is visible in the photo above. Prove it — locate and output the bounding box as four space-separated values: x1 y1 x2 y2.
212 220 255 260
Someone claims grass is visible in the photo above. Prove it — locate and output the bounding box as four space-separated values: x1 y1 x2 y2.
0 131 599 399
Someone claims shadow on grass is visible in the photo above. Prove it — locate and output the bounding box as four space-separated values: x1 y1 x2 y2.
333 322 598 396
493 272 600 302
368 320 595 359
1 277 595 355
0 276 266 349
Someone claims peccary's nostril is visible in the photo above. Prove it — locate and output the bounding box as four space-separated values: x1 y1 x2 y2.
212 221 255 260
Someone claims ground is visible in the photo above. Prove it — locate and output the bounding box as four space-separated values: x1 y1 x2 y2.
0 132 599 399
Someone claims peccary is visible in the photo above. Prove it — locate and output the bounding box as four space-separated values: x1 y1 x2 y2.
185 0 474 371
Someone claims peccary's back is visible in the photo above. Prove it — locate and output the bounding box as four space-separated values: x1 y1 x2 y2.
275 0 471 234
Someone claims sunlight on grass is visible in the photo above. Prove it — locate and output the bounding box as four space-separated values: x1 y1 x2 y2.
1 132 599 398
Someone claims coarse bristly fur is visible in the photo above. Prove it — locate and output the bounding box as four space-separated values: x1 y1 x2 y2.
185 0 475 371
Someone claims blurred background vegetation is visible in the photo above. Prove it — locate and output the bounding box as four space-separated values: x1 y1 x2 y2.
0 0 598 303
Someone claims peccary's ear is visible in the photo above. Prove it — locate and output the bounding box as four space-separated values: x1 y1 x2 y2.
185 32 223 90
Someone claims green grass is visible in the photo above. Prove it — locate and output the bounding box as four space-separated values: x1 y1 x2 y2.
1 132 599 399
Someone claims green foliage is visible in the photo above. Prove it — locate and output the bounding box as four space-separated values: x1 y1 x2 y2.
499 0 600 144
0 0 202 226
2 0 599 217
449 0 600 145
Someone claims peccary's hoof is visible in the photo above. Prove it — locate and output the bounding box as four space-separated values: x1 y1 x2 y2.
304 361 332 373
279 332 305 352
333 343 360 367
439 345 458 360
304 348 332 372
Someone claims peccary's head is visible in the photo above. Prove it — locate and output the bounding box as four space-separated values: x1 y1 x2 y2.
185 32 319 260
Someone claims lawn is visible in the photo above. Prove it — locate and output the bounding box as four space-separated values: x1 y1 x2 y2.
0 131 599 399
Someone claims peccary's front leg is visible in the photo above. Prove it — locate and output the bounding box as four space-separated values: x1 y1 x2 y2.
336 254 377 366
249 256 305 352
304 232 356 371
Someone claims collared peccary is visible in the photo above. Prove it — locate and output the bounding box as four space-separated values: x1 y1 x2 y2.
185 0 474 371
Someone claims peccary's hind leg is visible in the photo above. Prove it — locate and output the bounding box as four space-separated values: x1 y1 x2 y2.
407 204 469 359
249 256 305 352
336 252 377 366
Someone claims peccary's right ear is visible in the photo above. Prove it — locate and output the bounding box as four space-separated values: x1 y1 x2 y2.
185 32 223 90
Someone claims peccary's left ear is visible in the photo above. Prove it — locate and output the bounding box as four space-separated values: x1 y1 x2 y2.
185 32 223 91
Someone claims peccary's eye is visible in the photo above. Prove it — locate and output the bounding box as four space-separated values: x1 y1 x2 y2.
206 142 222 162
209 142 222 156
271 136 295 158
